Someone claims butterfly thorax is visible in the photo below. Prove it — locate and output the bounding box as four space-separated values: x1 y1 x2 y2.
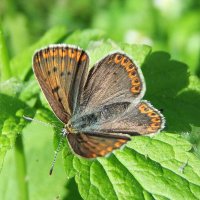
67 113 99 132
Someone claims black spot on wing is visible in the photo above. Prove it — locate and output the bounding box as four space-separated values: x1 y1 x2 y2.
52 86 60 93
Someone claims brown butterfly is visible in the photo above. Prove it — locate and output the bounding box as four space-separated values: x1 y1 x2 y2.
33 44 165 159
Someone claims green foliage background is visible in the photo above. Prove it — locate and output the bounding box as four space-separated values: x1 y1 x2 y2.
0 0 200 200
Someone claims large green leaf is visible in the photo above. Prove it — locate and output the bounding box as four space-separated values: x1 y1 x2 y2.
63 132 200 200
62 42 200 199
1 27 200 199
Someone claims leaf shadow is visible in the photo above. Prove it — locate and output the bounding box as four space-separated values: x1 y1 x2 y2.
142 51 200 133
62 177 83 200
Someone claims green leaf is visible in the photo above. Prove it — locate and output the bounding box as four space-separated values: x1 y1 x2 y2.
10 26 67 80
62 43 200 199
65 29 106 49
63 132 200 200
0 94 30 168
87 41 151 69
63 146 77 179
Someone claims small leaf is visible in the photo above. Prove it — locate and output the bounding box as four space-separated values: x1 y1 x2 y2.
65 29 106 49
0 80 35 169
87 41 151 69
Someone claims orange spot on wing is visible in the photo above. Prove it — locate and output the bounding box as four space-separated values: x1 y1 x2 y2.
50 50 54 57
119 56 142 95
81 54 87 61
128 69 137 78
139 103 147 111
121 57 131 68
91 153 97 158
76 51 82 61
151 117 161 123
125 64 135 72
138 102 163 133
42 52 48 59
99 150 106 156
131 86 141 94
63 49 67 56
114 54 123 64
53 49 58 56
118 139 126 143
147 112 157 117
131 78 140 86
68 49 76 58
139 103 151 113
59 49 63 57
114 142 121 148
151 123 160 128
107 146 113 152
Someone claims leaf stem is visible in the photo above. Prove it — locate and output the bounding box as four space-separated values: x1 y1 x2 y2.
14 134 29 200
0 22 12 81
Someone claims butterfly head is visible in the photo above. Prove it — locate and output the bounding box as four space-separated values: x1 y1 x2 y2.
64 121 77 135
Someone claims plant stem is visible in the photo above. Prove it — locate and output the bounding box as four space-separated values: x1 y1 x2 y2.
0 23 12 81
14 134 29 200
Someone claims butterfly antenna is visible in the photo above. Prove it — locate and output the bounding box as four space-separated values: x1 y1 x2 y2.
49 135 64 175
23 115 62 130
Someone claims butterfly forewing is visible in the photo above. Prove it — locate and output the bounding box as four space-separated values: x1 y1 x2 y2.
79 52 145 115
33 45 89 123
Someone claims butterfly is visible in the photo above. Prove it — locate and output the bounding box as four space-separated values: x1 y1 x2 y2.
32 44 165 159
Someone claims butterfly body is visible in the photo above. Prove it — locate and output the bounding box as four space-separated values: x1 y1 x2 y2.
33 44 165 158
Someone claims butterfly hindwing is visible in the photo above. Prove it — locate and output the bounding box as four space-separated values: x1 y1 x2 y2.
33 45 89 123
81 100 165 136
67 132 130 158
